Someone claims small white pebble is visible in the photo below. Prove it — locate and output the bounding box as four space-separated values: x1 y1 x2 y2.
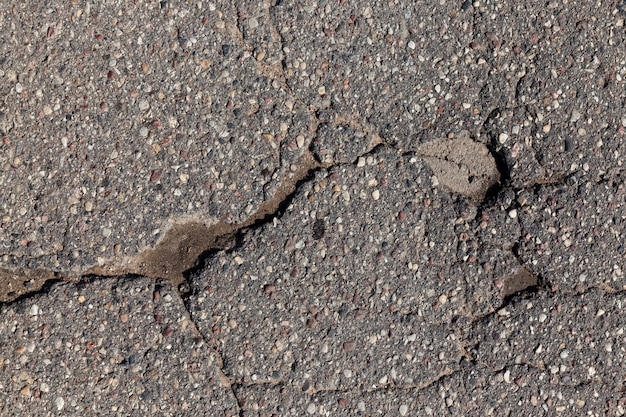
29 305 39 316
139 126 149 137
399 404 409 416
372 190 380 200
56 397 65 411
508 209 518 219
407 41 416 49
498 133 509 144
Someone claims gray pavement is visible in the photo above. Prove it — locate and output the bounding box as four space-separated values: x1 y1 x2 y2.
2 0 626 415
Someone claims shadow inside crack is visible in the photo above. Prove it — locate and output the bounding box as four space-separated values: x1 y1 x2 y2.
0 268 59 304
501 267 538 299
0 153 319 303
182 159 321 290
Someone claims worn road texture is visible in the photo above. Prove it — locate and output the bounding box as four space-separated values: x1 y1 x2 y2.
1 0 626 415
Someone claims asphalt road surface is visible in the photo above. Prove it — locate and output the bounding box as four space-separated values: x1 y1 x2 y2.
1 0 626 415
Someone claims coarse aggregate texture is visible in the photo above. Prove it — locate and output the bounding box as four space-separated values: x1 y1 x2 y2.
466 289 626 389
0 276 238 416
517 178 626 291
234 363 612 417
2 0 626 281
2 0 626 415
310 121 378 165
0 0 313 274
186 147 524 390
273 0 626 183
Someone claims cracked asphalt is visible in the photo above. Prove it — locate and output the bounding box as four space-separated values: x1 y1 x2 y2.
1 0 626 415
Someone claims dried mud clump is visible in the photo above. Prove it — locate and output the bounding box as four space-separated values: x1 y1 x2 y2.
417 131 500 203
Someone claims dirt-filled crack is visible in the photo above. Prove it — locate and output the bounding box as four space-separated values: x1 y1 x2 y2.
0 152 319 304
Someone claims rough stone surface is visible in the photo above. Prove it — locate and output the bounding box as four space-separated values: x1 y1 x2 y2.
187 147 524 390
0 0 312 273
517 179 626 291
0 277 237 416
235 363 613 416
466 290 626 393
311 121 377 165
2 0 626 415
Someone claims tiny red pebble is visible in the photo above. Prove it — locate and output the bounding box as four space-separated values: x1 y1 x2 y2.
120 314 128 323
150 170 162 182
398 211 406 221
153 291 160 301
95 34 104 41
152 120 161 129
107 70 115 80
162 326 173 337
100 102 107 110
338 398 348 406
342 341 356 351
47 26 55 37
